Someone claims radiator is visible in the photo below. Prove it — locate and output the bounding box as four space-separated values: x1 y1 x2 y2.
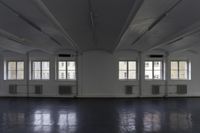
152 85 160 95
59 85 73 95
34 85 43 94
9 84 17 94
177 85 187 94
125 85 133 95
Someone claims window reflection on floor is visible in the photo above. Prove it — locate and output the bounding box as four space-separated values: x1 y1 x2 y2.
33 110 77 133
119 110 136 132
57 111 77 132
169 112 192 130
143 111 161 132
2 112 25 126
33 110 52 132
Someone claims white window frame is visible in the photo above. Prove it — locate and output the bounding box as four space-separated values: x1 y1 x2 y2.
31 60 50 80
6 60 25 80
145 60 164 80
170 60 191 80
118 60 137 80
57 60 76 80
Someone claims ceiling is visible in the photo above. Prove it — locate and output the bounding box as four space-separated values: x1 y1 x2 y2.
0 0 200 54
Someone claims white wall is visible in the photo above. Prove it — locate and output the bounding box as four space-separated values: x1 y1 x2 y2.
0 49 200 98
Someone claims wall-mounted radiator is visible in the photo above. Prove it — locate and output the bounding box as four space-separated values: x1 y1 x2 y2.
177 85 187 94
9 84 17 94
152 85 160 95
34 85 43 94
58 85 73 95
125 85 133 95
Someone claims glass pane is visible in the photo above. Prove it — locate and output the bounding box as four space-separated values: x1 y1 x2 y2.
179 61 187 71
67 61 76 70
128 61 136 70
17 70 24 80
8 62 16 71
154 61 161 70
59 71 66 80
119 70 127 79
8 70 16 80
179 70 187 80
42 70 49 80
154 70 161 79
67 71 76 80
171 70 178 79
17 62 24 71
59 61 66 70
33 70 41 80
128 71 136 79
145 71 152 79
171 61 178 70
42 62 49 71
119 61 127 70
145 61 152 70
33 62 41 71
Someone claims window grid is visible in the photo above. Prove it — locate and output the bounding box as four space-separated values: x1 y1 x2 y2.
170 61 190 80
58 61 76 80
32 61 50 80
7 61 24 80
145 61 163 80
119 61 137 80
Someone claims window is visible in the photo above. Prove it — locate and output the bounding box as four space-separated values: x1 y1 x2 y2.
119 61 137 80
7 61 24 80
170 61 191 80
58 61 76 80
32 61 50 80
145 61 163 80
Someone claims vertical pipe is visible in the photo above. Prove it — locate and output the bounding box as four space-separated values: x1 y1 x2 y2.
26 52 30 97
75 52 79 98
164 52 169 97
138 51 142 97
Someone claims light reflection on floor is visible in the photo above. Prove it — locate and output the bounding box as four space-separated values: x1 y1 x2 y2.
0 98 198 133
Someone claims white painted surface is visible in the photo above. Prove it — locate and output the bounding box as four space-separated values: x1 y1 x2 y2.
0 50 199 98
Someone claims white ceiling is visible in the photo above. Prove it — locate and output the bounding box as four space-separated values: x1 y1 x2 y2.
0 0 199 54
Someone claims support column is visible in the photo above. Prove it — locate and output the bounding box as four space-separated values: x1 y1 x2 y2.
164 52 169 97
138 51 142 97
26 52 30 97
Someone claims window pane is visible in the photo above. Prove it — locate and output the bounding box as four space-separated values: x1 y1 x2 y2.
59 71 66 80
67 61 76 70
67 71 76 80
33 71 41 80
42 62 49 71
154 70 161 79
59 61 66 70
42 71 49 80
33 62 41 71
128 61 136 70
8 70 16 80
8 62 16 71
128 71 136 79
154 61 161 70
119 61 127 70
171 70 178 79
17 70 24 80
171 62 178 70
179 70 187 80
17 62 24 71
179 61 187 71
119 70 127 79
145 71 152 79
145 61 152 70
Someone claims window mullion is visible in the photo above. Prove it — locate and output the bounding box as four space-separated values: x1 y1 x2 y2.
127 61 129 80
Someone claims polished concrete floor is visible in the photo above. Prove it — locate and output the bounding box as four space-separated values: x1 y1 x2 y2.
0 98 199 133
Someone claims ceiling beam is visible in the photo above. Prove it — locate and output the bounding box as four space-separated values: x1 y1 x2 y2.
33 0 80 52
113 0 144 52
148 21 200 51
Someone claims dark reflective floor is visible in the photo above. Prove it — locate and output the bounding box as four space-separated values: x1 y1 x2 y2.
0 98 199 133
